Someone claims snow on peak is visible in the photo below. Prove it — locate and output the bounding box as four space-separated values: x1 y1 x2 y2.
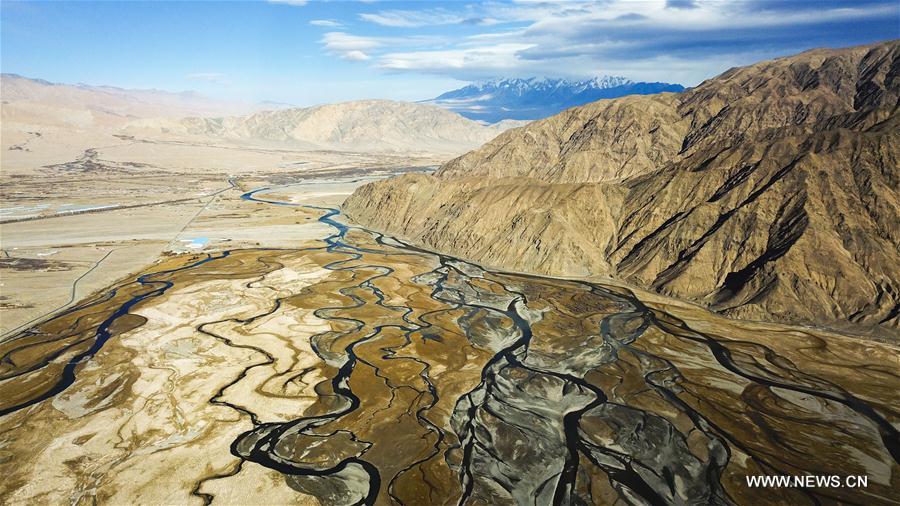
470 76 633 92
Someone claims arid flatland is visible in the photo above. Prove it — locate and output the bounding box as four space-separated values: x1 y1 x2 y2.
1 187 897 505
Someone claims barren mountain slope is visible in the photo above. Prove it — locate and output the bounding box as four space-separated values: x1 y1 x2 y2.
344 40 900 336
2 75 517 158
131 100 520 154
0 74 260 166
437 93 687 182
0 74 244 129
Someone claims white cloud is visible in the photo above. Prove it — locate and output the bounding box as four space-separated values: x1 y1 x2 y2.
517 0 898 35
319 32 451 62
343 50 371 61
277 0 893 90
267 0 307 6
321 32 380 51
321 32 381 61
360 8 498 28
310 19 344 28
379 44 535 73
343 0 898 84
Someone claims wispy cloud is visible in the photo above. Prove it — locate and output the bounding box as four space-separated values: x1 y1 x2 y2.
267 0 307 6
666 0 698 9
360 8 498 28
320 31 449 62
379 44 535 73
321 32 381 61
346 0 899 84
310 19 343 28
343 50 371 61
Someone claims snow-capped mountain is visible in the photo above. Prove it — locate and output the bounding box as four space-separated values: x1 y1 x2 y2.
425 77 684 123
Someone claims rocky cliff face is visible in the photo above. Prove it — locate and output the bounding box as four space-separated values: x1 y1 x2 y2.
343 41 900 337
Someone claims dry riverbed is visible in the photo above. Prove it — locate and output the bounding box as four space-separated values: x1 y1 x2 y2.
0 146 433 337
1 188 897 505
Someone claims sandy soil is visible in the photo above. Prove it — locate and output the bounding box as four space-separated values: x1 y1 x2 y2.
2 219 896 505
0 136 434 336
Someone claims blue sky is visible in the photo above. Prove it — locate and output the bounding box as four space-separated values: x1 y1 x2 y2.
1 0 897 106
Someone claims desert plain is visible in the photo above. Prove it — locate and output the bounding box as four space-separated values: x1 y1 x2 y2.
0 126 438 337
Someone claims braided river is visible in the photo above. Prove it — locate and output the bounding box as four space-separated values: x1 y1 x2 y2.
1 184 897 505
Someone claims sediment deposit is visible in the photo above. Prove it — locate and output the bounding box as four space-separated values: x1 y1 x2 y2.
2 196 897 505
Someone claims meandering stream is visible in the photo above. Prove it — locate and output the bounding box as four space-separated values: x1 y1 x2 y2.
1 184 897 505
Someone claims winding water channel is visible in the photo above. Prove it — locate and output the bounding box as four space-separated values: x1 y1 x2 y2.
1 183 898 505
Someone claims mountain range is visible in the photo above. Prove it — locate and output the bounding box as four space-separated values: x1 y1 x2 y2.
0 73 258 129
425 77 685 122
1 74 523 156
126 101 523 154
345 40 900 338
2 73 681 156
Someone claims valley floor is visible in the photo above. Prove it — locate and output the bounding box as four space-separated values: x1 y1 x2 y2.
0 134 435 336
1 184 897 505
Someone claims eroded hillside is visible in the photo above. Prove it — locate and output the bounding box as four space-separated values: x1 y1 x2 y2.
344 40 900 336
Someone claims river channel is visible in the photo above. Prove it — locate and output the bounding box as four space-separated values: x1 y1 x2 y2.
1 184 897 505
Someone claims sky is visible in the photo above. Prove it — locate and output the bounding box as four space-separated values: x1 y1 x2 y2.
1 0 898 106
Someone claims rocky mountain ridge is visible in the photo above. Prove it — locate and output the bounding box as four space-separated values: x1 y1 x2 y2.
344 40 900 337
